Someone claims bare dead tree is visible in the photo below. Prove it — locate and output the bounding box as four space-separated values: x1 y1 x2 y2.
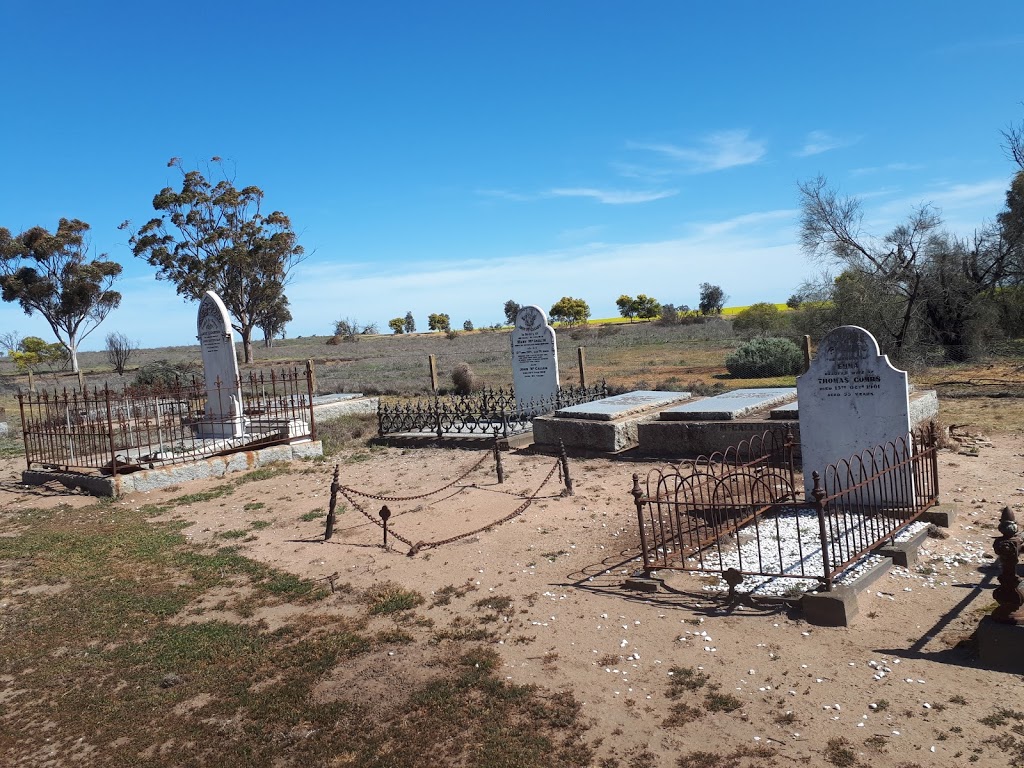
105 332 138 375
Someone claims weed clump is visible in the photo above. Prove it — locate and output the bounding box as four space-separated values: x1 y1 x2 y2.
363 581 425 615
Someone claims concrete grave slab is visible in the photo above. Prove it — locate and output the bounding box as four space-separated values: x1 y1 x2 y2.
534 390 691 453
660 388 796 421
555 390 691 421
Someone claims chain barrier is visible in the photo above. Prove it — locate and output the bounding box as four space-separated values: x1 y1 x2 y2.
338 452 490 502
334 453 563 556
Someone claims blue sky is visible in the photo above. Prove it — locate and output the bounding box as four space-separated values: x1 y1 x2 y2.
1 1 1021 350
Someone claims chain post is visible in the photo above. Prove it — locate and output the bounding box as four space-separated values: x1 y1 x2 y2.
559 439 573 496
380 505 391 549
325 464 340 540
493 434 505 484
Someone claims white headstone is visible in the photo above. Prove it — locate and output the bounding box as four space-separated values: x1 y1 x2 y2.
196 290 244 438
797 325 911 502
511 305 559 412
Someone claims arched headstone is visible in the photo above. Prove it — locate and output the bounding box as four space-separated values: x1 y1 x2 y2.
797 325 911 503
511 305 559 413
196 291 244 438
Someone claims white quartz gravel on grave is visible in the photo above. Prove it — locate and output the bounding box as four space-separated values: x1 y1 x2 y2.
688 512 930 596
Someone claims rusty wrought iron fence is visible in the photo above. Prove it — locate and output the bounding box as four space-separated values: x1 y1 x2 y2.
814 425 940 584
377 382 608 438
18 364 316 476
631 424 940 591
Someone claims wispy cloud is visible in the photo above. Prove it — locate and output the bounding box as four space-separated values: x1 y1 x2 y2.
691 209 799 238
628 130 766 173
476 188 535 202
477 186 677 205
795 130 858 157
548 187 678 204
850 162 924 176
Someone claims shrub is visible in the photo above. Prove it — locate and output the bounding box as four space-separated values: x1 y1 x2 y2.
725 337 803 378
131 359 200 391
451 362 481 394
732 302 784 337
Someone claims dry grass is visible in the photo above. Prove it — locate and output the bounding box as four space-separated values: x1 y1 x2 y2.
0 500 594 768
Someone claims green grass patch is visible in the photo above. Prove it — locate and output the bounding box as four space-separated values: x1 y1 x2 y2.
300 508 325 522
667 665 711 697
363 581 425 615
169 484 234 505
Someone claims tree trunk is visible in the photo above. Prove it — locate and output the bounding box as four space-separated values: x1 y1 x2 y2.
68 335 80 374
240 326 254 364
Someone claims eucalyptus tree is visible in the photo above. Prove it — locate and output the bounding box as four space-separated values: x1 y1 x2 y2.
0 218 122 373
124 158 305 363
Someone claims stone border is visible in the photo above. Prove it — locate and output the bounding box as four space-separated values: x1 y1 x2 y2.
21 440 323 497
624 504 957 627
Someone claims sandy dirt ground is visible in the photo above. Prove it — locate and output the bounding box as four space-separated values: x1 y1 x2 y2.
2 427 1023 767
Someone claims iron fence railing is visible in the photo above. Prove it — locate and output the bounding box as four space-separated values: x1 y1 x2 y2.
815 425 940 584
18 364 316 476
377 382 608 438
631 424 940 591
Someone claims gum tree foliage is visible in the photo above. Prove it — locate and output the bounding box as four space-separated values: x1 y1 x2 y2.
462 319 474 331
403 312 416 333
616 294 660 322
0 218 122 374
427 313 451 332
615 294 638 321
635 294 661 321
698 283 727 315
124 158 305 365
9 336 69 373
259 295 291 348
388 318 405 334
549 296 590 327
503 300 521 325
798 170 1024 361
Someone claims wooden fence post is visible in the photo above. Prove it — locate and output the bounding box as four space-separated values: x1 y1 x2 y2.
428 354 439 393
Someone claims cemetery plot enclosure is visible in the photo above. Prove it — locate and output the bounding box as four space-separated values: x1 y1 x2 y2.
18 365 316 475
376 383 607 438
631 425 940 590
